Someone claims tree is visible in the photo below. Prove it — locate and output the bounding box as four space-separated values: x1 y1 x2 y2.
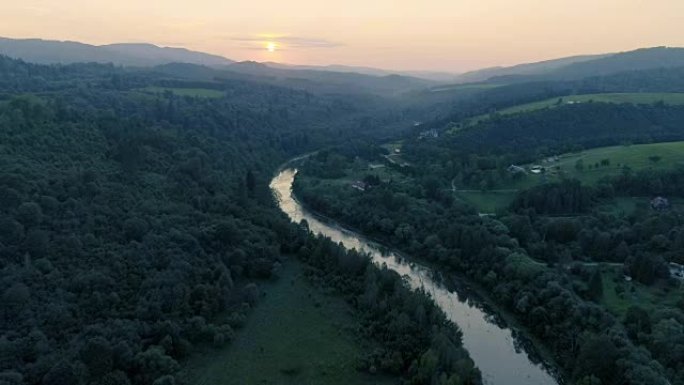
587 269 603 301
16 202 42 227
2 283 30 313
245 170 256 197
80 337 114 378
624 306 651 341
123 217 149 242
42 361 78 385
573 334 618 383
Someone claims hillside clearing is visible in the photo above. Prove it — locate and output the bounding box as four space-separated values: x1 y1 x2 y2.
451 92 684 131
459 141 684 212
179 261 391 385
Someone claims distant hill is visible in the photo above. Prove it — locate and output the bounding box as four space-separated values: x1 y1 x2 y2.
0 37 234 66
483 47 684 84
454 54 609 83
0 36 456 82
264 62 460 82
452 47 684 85
548 47 684 80
152 62 435 95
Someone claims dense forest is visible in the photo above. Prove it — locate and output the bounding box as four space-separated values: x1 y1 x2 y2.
445 103 684 156
420 65 684 133
0 55 482 385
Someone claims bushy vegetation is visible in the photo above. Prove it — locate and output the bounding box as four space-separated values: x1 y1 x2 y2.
295 233 480 385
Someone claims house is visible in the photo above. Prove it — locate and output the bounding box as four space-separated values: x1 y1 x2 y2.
351 181 368 191
651 196 671 211
530 165 544 174
418 129 439 140
670 262 684 280
507 164 526 174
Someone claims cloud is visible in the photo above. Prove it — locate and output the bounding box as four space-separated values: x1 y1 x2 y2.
230 35 342 49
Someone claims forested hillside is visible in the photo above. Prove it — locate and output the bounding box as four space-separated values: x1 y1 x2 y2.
448 103 684 156
423 65 684 131
0 55 343 385
0 56 480 385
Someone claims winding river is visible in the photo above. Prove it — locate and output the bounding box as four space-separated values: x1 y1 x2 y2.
270 168 559 385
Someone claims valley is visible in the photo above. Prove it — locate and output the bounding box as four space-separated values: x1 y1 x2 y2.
3 31 684 385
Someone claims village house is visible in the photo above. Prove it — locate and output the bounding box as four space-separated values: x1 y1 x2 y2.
651 196 671 211
530 165 544 174
670 262 684 280
507 164 526 174
418 129 439 140
351 180 369 191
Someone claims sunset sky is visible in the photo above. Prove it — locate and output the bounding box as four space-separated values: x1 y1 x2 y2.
3 0 684 72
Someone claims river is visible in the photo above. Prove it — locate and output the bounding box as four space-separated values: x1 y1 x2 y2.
270 168 559 385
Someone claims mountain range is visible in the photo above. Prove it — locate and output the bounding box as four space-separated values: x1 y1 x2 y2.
3 37 684 88
0 37 234 67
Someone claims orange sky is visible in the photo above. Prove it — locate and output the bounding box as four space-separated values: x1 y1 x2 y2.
2 0 684 72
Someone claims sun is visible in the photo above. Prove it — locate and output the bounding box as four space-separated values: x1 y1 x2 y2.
266 42 277 52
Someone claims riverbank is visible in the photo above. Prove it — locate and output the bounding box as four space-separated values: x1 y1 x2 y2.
273 168 560 385
291 176 565 382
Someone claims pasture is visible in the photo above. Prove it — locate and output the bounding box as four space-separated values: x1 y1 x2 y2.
598 266 682 319
453 92 684 130
179 261 390 385
457 141 684 212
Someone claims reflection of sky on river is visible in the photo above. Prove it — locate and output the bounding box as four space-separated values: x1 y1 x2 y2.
271 169 559 385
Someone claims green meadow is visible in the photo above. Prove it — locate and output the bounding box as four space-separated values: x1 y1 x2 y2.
598 265 682 319
453 92 684 130
459 141 684 212
179 261 391 385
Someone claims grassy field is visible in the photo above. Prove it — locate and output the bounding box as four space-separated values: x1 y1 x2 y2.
599 265 682 318
497 93 684 116
522 141 684 186
179 261 392 385
138 86 225 98
455 191 518 213
456 141 684 212
451 92 684 130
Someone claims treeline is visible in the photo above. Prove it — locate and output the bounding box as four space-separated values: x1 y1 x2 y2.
294 152 672 385
510 179 596 215
287 227 480 384
448 103 684 156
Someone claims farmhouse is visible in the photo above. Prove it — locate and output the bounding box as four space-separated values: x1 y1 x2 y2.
651 196 671 211
419 129 439 140
351 180 368 191
670 262 684 280
507 164 526 174
529 165 544 174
